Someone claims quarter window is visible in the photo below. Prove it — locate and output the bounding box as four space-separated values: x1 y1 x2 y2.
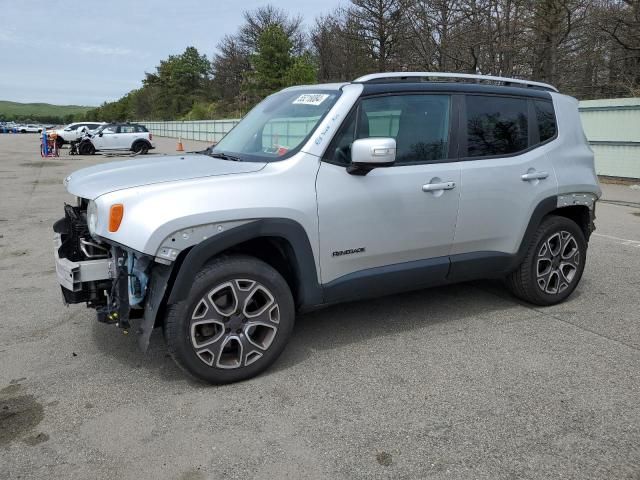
466 96 528 157
326 94 451 165
534 100 556 142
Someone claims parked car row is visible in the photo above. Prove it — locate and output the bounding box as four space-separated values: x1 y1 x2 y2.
0 121 55 133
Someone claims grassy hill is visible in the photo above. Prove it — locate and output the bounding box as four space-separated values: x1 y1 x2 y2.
0 100 92 122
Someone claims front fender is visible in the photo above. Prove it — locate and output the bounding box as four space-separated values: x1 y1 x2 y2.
166 218 323 308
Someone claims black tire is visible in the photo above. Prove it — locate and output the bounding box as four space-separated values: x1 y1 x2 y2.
132 141 149 154
79 141 95 155
506 215 587 306
164 255 295 384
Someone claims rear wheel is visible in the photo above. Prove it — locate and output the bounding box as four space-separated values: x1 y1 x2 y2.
164 255 295 384
132 141 149 154
506 215 587 306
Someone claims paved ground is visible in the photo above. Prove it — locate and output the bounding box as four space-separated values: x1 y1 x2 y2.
1 134 639 480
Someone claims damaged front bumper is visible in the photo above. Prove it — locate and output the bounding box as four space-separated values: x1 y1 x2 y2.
54 233 112 294
52 203 172 351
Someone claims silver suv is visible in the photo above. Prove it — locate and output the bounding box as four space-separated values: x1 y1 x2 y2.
53 73 601 383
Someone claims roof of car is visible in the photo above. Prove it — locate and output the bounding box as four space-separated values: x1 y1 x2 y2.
359 81 553 100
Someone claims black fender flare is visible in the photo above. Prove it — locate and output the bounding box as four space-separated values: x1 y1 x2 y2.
132 139 151 151
166 218 323 308
513 196 558 264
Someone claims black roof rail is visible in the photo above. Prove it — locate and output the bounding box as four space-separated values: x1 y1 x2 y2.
353 72 558 92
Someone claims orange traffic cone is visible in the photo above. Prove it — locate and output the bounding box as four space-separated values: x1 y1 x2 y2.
176 137 184 152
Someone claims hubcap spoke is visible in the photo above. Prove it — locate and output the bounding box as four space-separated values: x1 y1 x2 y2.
190 278 280 369
536 230 580 295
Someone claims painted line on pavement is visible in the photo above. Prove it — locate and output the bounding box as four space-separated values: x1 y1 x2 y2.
592 233 640 247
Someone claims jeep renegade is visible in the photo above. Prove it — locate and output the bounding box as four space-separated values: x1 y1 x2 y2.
53 73 601 383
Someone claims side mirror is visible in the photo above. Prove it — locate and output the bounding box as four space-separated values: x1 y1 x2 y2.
347 138 396 175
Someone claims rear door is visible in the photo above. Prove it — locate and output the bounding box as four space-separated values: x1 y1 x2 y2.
449 94 559 279
117 125 137 149
316 93 461 299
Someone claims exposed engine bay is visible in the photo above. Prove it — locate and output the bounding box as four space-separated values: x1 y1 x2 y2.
53 198 153 331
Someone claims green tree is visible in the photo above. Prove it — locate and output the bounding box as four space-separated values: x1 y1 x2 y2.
246 24 294 99
144 46 213 119
285 52 317 85
242 24 317 107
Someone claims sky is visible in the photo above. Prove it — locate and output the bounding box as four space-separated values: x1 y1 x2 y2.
0 0 344 106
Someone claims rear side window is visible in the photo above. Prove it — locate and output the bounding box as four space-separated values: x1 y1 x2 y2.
534 100 556 142
466 96 528 157
119 125 136 133
135 125 148 133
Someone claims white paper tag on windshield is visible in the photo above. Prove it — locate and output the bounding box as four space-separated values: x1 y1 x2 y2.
292 94 330 106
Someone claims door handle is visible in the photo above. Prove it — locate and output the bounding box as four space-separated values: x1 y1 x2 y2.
422 181 456 192
521 171 549 181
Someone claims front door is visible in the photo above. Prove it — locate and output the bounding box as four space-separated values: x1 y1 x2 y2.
93 125 118 150
316 93 460 301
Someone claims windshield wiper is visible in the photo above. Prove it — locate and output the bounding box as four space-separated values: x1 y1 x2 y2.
206 151 242 162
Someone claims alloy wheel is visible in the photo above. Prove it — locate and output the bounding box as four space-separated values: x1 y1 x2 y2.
536 230 580 295
190 279 280 369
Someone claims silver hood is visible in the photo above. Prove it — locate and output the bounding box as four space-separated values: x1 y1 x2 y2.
64 154 267 199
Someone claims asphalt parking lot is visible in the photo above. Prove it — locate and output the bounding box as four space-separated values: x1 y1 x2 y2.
1 134 639 480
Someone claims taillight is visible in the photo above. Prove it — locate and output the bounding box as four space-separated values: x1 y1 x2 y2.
149 133 153 141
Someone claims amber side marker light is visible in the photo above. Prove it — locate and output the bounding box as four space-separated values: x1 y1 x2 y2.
108 204 124 232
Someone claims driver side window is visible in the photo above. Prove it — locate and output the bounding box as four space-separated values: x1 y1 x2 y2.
325 94 451 166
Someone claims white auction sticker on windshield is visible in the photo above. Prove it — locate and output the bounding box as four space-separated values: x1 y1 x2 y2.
293 94 330 106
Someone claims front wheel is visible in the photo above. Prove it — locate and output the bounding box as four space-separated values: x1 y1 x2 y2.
79 141 95 155
164 255 295 384
506 215 587 306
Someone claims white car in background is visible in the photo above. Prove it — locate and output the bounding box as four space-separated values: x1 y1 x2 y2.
78 123 155 155
55 122 106 147
18 124 43 133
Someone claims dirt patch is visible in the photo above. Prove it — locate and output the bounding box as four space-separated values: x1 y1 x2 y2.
598 175 640 186
19 162 65 168
0 384 45 447
632 212 640 217
31 178 62 186
376 451 393 466
24 432 49 446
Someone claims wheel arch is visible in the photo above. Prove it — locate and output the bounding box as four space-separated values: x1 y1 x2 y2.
166 219 323 309
131 139 151 151
546 204 593 240
511 195 594 272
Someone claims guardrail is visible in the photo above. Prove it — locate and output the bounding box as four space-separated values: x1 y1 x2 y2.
138 97 640 179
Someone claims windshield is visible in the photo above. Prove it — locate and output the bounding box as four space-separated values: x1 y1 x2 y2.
210 89 341 162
